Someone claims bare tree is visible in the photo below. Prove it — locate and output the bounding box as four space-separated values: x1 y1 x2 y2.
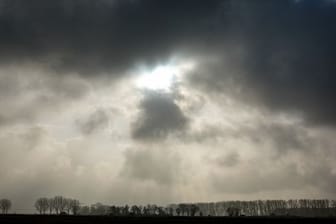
227 207 240 217
175 207 181 216
65 198 72 214
142 205 150 216
130 205 139 216
123 204 129 216
190 204 199 216
109 205 118 216
34 198 49 214
0 199 12 214
168 207 174 216
53 196 61 214
60 197 68 213
48 198 54 214
53 196 68 214
70 199 80 215
178 204 187 216
331 200 336 209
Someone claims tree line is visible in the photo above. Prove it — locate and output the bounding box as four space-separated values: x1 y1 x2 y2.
34 196 80 215
1 197 336 216
79 203 181 216
76 199 336 216
192 199 336 216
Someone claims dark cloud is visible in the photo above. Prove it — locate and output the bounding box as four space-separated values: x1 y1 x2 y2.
132 90 188 141
76 109 109 135
2 0 335 126
0 0 224 76
188 0 336 126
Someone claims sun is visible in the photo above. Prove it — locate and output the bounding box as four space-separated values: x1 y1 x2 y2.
136 65 177 92
134 60 196 92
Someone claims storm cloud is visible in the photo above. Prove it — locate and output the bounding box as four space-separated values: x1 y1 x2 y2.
1 0 336 125
0 0 223 76
1 0 336 212
187 0 336 126
132 90 188 141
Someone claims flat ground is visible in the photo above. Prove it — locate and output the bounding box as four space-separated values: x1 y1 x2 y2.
0 215 335 224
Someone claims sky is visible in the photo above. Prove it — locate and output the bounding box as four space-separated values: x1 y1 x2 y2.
1 0 336 212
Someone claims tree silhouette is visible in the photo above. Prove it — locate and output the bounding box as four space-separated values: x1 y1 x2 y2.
109 205 118 216
130 205 140 216
0 199 12 214
178 204 187 216
34 196 80 215
48 198 54 214
70 199 80 215
175 207 181 216
123 204 129 216
227 207 240 217
34 198 49 214
53 196 68 214
190 204 199 216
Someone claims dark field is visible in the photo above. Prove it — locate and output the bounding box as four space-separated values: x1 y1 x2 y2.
1 215 336 224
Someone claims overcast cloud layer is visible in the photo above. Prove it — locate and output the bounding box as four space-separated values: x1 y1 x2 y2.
1 0 336 212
